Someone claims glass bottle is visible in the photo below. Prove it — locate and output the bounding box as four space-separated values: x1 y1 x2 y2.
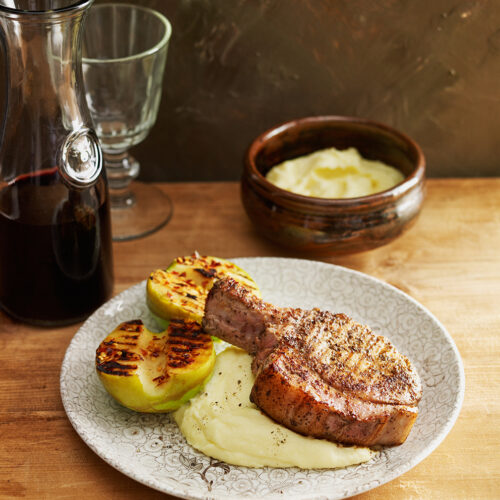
0 0 114 326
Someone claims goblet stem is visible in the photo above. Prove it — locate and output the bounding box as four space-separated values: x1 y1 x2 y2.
103 151 140 210
101 150 173 242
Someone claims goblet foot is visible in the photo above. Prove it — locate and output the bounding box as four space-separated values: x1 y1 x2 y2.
109 181 173 241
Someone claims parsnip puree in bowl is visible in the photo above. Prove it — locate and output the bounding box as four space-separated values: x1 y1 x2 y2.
174 347 375 469
265 147 404 199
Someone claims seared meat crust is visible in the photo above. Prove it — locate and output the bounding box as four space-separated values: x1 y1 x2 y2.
202 277 422 447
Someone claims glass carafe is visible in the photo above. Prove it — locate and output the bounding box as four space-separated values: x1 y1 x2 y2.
0 0 114 326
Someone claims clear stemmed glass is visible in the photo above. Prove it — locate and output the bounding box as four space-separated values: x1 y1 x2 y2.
82 3 173 241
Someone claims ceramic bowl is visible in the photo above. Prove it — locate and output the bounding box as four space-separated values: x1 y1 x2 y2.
241 115 426 255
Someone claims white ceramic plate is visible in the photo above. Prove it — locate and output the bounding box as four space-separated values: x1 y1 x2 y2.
60 257 464 499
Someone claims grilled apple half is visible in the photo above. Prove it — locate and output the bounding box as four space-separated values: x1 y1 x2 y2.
147 253 260 326
95 318 215 412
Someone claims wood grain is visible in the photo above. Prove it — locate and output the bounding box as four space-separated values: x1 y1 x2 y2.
0 179 499 499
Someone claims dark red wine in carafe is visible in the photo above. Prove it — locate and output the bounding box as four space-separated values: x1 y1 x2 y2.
0 169 113 325
0 0 114 325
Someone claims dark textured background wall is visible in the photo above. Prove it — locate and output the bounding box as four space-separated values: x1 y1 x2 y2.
121 0 500 182
13 0 500 181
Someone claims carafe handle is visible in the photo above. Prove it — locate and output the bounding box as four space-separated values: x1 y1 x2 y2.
58 128 102 189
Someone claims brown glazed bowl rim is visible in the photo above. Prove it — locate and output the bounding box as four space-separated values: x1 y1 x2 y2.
244 115 426 209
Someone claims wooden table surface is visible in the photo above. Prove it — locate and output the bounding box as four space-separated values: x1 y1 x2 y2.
1 179 499 499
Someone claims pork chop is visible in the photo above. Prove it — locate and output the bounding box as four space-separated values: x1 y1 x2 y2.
202 277 422 447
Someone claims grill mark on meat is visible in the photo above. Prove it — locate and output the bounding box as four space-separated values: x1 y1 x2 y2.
284 310 420 406
203 277 422 447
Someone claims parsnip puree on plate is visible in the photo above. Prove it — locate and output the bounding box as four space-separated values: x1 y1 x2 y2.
265 147 404 199
174 347 375 469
